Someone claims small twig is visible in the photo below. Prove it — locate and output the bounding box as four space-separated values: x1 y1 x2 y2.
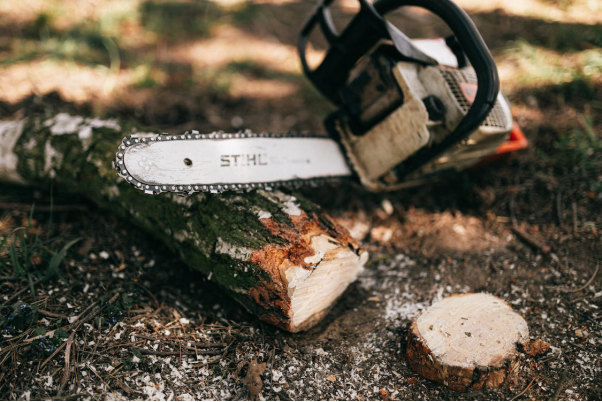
38 309 69 319
553 262 599 293
3 278 43 305
511 376 537 401
555 191 564 228
509 187 550 255
86 363 111 390
565 261 599 293
229 387 247 401
57 332 75 396
31 393 92 401
137 349 222 357
111 376 139 395
0 202 87 212
133 333 226 348
192 340 234 368
511 224 551 254
40 338 68 369
134 282 160 309
271 390 291 401
0 276 17 281
568 341 587 350
191 355 224 368
66 293 119 332
550 370 568 401
68 301 99 326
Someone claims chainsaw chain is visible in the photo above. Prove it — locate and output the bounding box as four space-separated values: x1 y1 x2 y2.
114 129 347 196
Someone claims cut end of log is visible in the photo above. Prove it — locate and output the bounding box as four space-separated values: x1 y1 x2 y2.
286 234 369 331
406 293 529 392
248 204 368 333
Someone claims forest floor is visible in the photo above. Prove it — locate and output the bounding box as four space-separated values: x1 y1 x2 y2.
1 0 601 400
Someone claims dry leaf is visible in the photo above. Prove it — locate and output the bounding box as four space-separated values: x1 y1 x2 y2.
524 339 551 356
244 359 266 401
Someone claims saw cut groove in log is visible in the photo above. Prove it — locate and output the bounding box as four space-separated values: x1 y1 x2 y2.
0 114 367 332
406 293 529 392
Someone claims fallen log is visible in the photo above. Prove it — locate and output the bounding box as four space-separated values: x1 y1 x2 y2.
406 293 530 392
0 113 367 332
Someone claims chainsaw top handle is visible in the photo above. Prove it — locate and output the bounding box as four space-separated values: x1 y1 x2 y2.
299 0 500 170
299 0 437 105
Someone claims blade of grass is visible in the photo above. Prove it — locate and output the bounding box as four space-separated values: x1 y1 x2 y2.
48 184 54 235
46 238 82 280
24 203 35 271
582 116 598 147
20 230 30 272
27 272 36 301
25 203 35 237
0 233 8 250
10 241 24 277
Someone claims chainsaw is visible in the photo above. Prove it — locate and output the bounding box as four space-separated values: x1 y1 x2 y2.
114 0 525 195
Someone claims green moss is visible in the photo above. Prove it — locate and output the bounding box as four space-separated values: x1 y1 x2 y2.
9 114 325 324
14 119 50 180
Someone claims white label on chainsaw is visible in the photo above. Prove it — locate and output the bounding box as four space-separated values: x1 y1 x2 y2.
124 137 351 185
411 38 459 68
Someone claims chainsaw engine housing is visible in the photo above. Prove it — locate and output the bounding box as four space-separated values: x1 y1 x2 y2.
300 0 509 192
326 44 513 191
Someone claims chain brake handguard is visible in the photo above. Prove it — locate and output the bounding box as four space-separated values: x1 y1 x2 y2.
299 0 501 190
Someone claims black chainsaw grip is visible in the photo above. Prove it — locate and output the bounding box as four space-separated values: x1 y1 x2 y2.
299 0 388 104
373 0 500 154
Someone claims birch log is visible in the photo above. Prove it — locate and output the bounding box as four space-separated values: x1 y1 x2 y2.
406 293 530 392
0 114 368 332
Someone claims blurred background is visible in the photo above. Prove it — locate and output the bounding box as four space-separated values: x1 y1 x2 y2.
0 0 600 134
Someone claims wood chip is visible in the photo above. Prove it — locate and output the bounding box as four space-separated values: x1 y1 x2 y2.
406 293 529 392
524 339 551 357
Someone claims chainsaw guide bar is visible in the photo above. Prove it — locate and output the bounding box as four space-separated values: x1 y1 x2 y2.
114 130 352 195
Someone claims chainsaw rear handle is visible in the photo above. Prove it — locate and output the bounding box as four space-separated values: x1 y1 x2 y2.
299 0 437 104
299 0 500 173
374 0 500 171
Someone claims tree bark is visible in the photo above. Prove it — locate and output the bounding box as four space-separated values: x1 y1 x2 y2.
406 293 530 392
0 113 368 332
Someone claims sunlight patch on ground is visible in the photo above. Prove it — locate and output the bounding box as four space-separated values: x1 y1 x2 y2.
0 0 141 32
457 0 601 24
162 25 321 75
497 43 602 93
250 0 602 25
0 60 132 104
228 76 298 99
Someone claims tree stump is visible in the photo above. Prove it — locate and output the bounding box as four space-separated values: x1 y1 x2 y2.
406 293 529 392
0 114 368 332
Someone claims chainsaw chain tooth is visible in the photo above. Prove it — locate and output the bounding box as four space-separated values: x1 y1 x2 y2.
115 131 345 196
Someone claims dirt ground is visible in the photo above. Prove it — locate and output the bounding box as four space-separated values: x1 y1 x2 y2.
1 0 601 400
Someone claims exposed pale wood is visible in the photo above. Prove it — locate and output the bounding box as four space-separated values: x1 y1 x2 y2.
406 293 529 392
0 114 367 332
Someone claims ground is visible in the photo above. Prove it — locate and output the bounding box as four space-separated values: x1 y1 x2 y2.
0 0 601 400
